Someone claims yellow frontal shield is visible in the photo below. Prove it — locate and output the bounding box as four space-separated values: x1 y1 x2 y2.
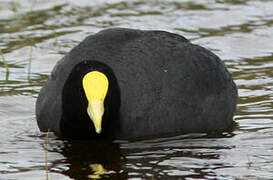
82 71 109 134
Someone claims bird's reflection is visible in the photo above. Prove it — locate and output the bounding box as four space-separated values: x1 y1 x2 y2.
46 132 235 179
56 139 127 179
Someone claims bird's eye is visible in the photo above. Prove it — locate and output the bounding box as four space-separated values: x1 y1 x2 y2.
79 88 84 94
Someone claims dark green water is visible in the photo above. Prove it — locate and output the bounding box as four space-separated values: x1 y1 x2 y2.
0 0 273 179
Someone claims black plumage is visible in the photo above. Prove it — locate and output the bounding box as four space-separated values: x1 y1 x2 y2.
36 28 237 139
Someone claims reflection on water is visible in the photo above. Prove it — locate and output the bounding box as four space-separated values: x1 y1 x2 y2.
0 0 273 179
49 140 124 179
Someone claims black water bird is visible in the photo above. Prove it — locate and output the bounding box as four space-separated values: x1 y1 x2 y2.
36 28 237 139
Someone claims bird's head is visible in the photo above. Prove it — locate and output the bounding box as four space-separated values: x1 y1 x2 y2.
62 61 120 138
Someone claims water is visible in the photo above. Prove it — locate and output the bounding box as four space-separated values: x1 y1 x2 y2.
0 0 273 179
